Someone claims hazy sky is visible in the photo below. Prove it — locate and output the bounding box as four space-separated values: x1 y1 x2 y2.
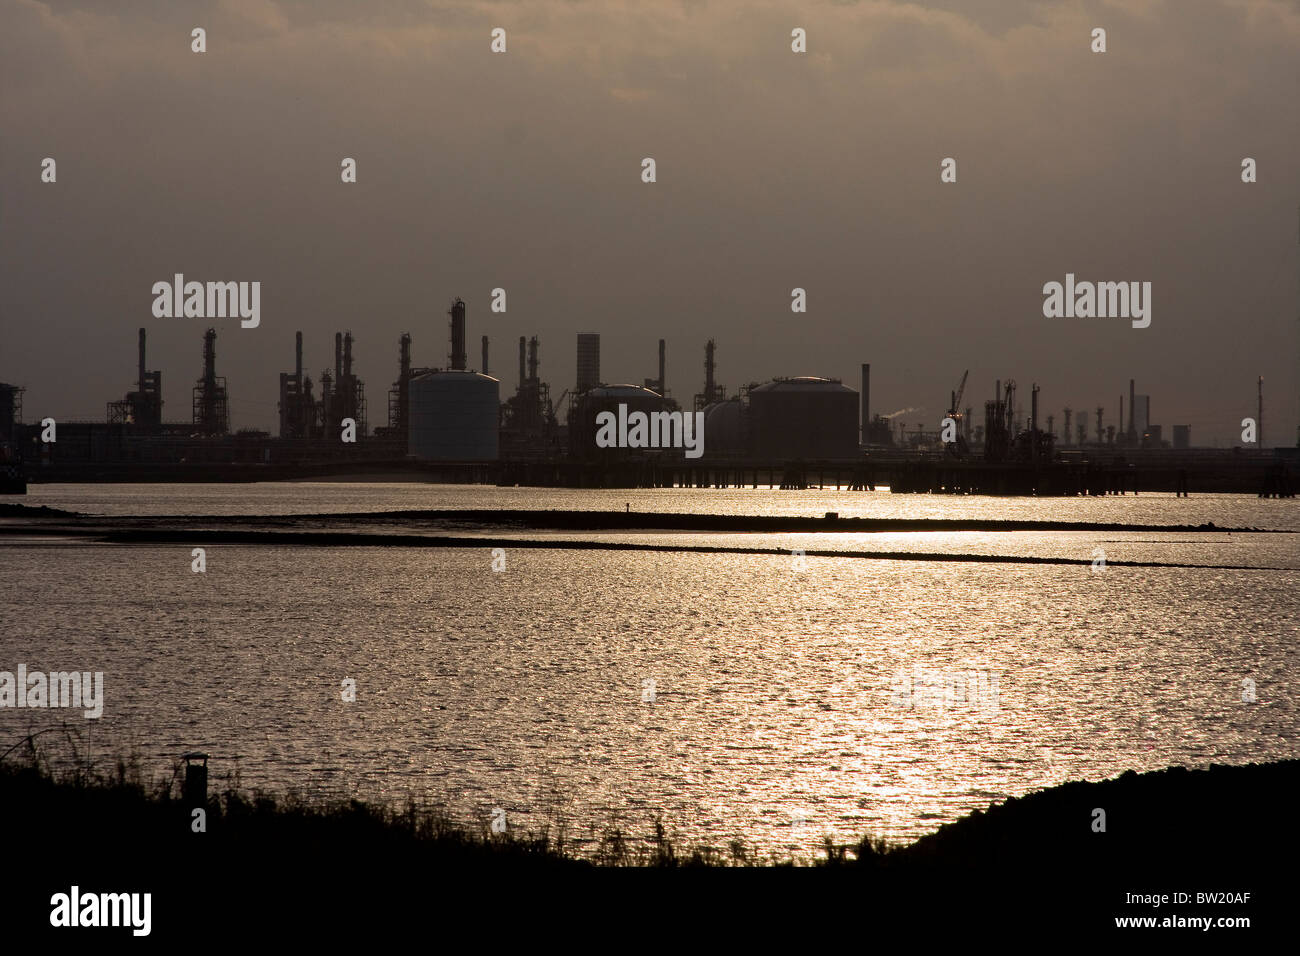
2 0 1298 444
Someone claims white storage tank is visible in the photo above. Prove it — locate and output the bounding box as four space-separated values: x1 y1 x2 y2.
408 370 500 460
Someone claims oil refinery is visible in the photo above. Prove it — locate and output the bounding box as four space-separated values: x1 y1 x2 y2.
0 296 1294 497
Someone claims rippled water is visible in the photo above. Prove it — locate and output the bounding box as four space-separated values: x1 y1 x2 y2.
3 484 1298 858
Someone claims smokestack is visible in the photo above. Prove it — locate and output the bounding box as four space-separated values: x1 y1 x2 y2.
1253 374 1263 450
658 339 666 395
335 332 343 383
398 333 411 433
527 336 540 384
704 339 716 404
482 336 489 375
449 298 467 370
204 328 217 383
518 336 527 388
138 328 147 392
343 332 354 379
1129 379 1136 439
295 331 303 382
1030 384 1039 463
861 364 870 442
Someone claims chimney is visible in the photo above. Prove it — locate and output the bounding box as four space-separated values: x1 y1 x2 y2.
482 336 490 375
204 328 217 383
1129 379 1136 439
861 363 870 442
343 332 354 380
518 336 527 388
295 331 303 382
1253 374 1263 450
528 336 539 383
334 332 343 383
658 339 666 395
138 328 147 392
704 339 716 404
449 298 467 371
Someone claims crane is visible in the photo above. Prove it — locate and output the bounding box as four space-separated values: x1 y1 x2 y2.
946 369 970 456
949 369 969 419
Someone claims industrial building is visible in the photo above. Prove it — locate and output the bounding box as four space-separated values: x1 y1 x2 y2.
569 384 667 459
9 307 1278 497
192 328 229 437
693 339 724 410
747 377 858 460
107 329 163 433
643 339 667 396
499 335 560 457
279 331 319 439
700 398 745 456
406 296 501 461
576 333 600 393
320 331 367 438
408 370 500 460
855 363 893 446
0 382 22 445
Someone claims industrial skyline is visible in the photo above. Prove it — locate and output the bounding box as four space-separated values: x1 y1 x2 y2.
2 1 1297 447
0 313 1270 452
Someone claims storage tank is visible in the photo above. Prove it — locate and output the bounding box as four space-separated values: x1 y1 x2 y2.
747 377 858 459
702 399 745 457
408 370 500 460
570 383 666 459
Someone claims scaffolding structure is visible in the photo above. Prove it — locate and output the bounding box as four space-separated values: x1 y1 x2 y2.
192 328 229 436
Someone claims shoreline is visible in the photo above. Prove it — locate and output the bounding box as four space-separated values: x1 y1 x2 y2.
4 505 1293 570
2 502 1282 534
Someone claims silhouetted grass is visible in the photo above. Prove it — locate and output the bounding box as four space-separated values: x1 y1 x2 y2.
3 728 1294 879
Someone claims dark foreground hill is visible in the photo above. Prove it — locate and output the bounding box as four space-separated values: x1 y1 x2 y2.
2 751 1291 940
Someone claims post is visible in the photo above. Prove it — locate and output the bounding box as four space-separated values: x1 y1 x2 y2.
182 751 208 810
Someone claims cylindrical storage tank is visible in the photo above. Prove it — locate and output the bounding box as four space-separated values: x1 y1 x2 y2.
570 384 667 459
747 377 858 459
702 399 745 457
408 370 500 460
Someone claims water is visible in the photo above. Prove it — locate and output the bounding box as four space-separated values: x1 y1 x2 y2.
3 484 1298 858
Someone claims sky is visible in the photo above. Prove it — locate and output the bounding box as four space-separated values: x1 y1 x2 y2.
2 0 1298 445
